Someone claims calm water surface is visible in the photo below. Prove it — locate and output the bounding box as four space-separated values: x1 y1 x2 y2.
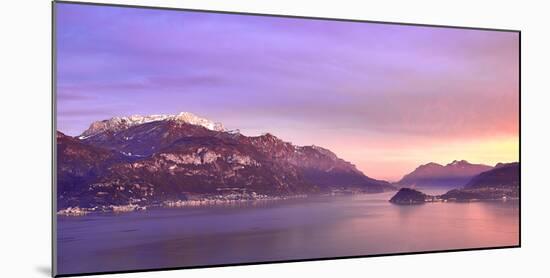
57 191 519 275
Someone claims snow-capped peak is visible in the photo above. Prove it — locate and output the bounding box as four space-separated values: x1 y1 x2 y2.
172 112 224 131
79 112 225 138
448 160 469 166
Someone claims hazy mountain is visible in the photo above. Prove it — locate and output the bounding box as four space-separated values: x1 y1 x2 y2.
242 133 392 192
441 162 520 200
389 162 520 203
396 160 493 188
465 162 520 189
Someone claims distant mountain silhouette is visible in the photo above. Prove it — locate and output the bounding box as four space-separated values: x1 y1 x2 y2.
389 162 520 203
396 160 493 188
441 162 519 201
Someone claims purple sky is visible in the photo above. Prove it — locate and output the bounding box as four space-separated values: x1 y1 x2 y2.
55 3 519 180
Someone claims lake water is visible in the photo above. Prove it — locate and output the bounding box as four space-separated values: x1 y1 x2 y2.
56 191 519 275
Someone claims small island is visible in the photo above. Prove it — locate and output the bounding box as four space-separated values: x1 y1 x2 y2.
389 188 429 205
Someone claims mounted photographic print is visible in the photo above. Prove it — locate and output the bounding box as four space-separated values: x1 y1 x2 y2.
53 1 520 277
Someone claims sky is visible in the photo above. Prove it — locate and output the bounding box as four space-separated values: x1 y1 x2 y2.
55 3 519 181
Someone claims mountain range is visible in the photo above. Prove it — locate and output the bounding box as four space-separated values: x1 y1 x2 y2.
396 160 493 188
57 112 395 209
441 162 520 200
390 162 520 204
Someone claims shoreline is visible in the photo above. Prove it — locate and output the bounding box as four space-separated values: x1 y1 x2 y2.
389 187 519 205
57 194 311 216
56 190 518 216
56 189 401 216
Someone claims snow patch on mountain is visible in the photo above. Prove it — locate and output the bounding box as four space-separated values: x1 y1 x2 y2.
80 112 225 138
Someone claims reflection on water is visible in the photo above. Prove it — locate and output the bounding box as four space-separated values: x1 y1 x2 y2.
57 192 519 275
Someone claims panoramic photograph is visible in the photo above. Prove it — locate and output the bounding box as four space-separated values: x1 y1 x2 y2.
55 2 520 276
